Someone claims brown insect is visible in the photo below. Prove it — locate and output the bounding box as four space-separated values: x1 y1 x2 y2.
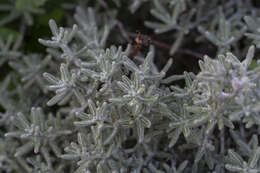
128 32 151 59
130 115 135 120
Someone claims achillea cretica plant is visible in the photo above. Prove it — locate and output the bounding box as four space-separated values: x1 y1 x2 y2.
1 0 260 172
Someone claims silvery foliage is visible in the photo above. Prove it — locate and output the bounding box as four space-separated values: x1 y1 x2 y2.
225 131 260 173
0 34 23 66
145 0 253 55
244 15 260 49
38 16 176 172
0 0 46 26
1 0 260 173
9 54 52 92
145 0 194 55
198 7 247 54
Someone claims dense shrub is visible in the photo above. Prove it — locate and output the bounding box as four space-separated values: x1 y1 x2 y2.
1 0 260 172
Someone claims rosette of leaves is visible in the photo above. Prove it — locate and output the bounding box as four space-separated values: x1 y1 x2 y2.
61 132 115 173
73 6 116 49
8 54 52 92
225 148 260 173
122 50 167 82
161 72 201 148
187 46 259 134
110 72 159 107
108 71 160 143
0 0 46 26
145 0 188 34
198 7 246 54
73 99 117 145
38 19 80 64
145 0 193 55
79 45 131 96
43 63 86 106
5 107 72 158
225 133 260 172
0 34 22 67
40 7 116 65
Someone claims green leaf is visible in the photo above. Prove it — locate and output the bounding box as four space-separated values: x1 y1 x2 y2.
137 121 144 143
0 27 20 42
243 45 255 69
223 117 234 129
140 116 151 128
249 59 258 70
248 147 260 168
227 149 244 166
15 0 45 12
195 147 205 163
225 164 243 171
38 8 64 26
168 128 181 148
